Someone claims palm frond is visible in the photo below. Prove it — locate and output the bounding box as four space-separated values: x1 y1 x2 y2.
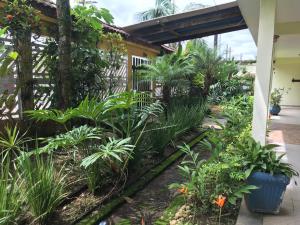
80 137 134 169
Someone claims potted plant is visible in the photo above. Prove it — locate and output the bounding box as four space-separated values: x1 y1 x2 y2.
243 141 298 214
270 88 287 115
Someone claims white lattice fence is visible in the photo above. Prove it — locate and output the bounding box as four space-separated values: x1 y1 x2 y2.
0 37 53 120
99 56 128 100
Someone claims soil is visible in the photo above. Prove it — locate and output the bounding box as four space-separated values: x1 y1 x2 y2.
193 204 241 225
101 142 211 225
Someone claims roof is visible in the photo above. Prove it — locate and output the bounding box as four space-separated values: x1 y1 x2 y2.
123 1 247 45
26 0 173 53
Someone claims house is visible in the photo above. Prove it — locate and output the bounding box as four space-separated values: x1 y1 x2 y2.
236 1 300 224
0 0 173 92
237 0 300 144
0 0 173 119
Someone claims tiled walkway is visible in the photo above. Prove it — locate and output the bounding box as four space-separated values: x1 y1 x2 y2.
237 106 300 225
264 107 300 225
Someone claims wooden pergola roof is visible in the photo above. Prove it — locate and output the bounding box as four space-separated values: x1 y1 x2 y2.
123 1 247 45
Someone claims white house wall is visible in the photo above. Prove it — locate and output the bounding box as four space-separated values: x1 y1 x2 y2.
273 58 300 106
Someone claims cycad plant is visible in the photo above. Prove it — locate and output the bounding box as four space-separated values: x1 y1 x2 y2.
139 47 192 105
186 39 223 97
19 154 67 224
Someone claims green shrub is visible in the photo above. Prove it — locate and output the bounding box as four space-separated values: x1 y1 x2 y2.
232 137 298 178
171 144 256 214
19 154 67 224
208 75 254 104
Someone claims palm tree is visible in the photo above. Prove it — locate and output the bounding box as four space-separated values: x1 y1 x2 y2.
183 2 206 12
186 39 223 97
139 46 191 105
137 0 176 21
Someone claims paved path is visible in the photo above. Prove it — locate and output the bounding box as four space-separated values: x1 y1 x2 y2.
264 107 300 225
237 106 300 225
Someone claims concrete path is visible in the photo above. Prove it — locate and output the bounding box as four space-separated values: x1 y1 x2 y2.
237 106 300 225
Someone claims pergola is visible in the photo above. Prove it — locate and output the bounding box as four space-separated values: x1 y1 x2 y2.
123 2 247 45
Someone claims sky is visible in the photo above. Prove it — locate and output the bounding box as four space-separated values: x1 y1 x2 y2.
89 0 257 60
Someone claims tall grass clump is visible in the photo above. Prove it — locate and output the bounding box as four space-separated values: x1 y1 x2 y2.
19 154 67 224
148 100 207 154
0 160 22 225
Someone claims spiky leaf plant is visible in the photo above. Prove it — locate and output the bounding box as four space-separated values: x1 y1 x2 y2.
0 125 29 162
18 154 67 224
0 159 23 225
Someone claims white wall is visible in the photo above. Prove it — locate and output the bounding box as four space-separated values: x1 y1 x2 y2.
272 58 300 106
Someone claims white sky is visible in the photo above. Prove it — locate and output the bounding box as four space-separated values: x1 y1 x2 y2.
85 0 257 60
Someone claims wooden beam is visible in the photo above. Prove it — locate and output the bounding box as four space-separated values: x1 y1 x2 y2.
130 9 242 37
139 15 244 42
153 22 247 44
123 2 240 32
149 19 246 44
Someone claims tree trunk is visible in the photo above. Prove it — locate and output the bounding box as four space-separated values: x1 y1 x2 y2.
56 0 72 109
202 73 212 97
189 80 201 99
162 84 171 105
15 30 34 114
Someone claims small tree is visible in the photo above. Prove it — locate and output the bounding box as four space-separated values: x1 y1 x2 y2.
139 46 191 105
137 0 176 21
187 40 223 97
56 0 72 109
1 0 40 115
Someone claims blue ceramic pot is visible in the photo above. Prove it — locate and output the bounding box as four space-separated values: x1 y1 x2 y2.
270 105 281 115
245 172 290 214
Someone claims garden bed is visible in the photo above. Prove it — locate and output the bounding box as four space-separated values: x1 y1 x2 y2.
156 196 241 225
46 128 205 225
104 140 212 225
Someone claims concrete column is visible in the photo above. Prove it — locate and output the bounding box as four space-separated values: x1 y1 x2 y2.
252 0 277 144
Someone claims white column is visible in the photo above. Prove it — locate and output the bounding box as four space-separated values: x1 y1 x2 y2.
252 0 277 145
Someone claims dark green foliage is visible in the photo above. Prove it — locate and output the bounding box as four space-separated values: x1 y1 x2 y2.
171 95 256 214
146 100 206 155
44 6 124 107
209 75 254 104
72 5 114 46
139 46 193 104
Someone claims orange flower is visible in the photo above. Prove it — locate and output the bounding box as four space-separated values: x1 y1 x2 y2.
6 14 14 21
214 195 226 208
178 186 188 195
